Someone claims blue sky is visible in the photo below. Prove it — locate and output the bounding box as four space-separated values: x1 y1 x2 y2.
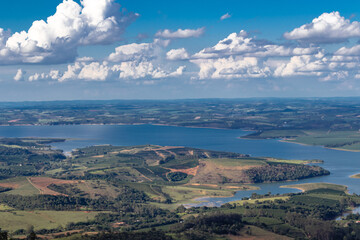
1 0 360 101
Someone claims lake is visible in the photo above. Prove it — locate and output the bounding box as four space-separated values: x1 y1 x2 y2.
1 124 360 206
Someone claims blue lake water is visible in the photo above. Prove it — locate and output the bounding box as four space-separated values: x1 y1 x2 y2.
0 124 360 206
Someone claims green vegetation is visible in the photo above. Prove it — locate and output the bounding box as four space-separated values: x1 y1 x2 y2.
48 183 360 240
229 196 290 205
1 98 360 134
0 138 334 238
167 172 188 182
351 174 360 178
246 130 360 151
281 182 348 192
0 211 101 232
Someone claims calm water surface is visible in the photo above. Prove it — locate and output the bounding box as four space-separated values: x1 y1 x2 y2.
1 124 360 206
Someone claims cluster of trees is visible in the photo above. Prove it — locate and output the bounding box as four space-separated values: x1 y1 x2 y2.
0 139 66 180
82 229 173 240
81 213 245 240
0 185 154 211
47 183 88 198
245 164 330 183
174 213 244 235
167 172 188 182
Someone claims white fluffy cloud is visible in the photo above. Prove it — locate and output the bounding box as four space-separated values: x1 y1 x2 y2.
78 62 111 81
29 61 185 82
0 0 137 64
112 62 185 79
220 13 232 21
27 52 186 82
273 52 360 81
108 39 169 62
193 31 318 59
28 70 60 82
273 55 326 77
13 69 26 81
155 27 205 39
166 48 189 60
335 45 360 56
284 12 360 43
191 56 270 79
13 10 360 84
190 31 325 80
186 29 360 81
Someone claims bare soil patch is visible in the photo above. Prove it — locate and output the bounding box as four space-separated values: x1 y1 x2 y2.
28 177 79 196
190 160 258 184
0 183 20 189
167 166 199 176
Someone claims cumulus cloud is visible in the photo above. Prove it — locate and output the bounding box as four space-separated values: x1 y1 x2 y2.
76 56 95 62
191 56 270 79
220 13 232 21
112 62 185 79
27 60 186 82
0 0 138 64
284 11 360 43
78 62 111 81
107 39 170 62
335 45 360 56
155 27 205 39
273 51 360 81
13 69 26 81
193 31 318 59
20 39 183 82
188 29 360 81
273 55 326 77
166 48 190 60
28 70 60 82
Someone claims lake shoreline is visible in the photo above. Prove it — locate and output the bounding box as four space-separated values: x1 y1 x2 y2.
280 139 360 153
5 122 360 153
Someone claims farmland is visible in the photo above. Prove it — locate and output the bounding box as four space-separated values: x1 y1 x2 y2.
52 183 360 240
0 137 334 239
0 210 101 232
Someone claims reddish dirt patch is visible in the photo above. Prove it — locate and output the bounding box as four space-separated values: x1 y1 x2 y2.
28 177 79 196
0 183 20 189
189 183 218 188
7 119 21 123
167 166 199 176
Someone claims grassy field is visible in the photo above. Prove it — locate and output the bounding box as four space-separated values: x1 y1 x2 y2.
0 204 14 211
246 130 360 151
0 177 39 196
229 196 290 206
247 130 307 139
162 185 235 202
206 156 322 167
0 210 102 232
281 182 348 192
265 158 323 164
350 174 360 178
233 225 293 240
205 157 267 167
285 130 360 151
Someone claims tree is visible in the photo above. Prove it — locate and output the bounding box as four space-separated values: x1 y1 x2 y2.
0 228 7 240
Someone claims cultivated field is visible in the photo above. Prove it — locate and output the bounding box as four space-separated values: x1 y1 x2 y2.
0 210 102 232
